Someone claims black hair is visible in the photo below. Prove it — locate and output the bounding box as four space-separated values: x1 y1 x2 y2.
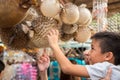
0 60 5 73
91 31 120 65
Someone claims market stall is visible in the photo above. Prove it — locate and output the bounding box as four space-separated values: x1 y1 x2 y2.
0 0 120 80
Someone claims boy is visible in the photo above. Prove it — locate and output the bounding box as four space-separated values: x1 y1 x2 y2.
38 51 112 80
47 29 120 80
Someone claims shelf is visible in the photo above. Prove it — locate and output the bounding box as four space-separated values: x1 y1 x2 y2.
59 40 91 49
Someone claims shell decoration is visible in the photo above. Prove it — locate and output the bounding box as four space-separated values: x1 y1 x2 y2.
62 23 78 34
77 4 92 27
40 0 61 17
74 27 91 43
60 32 74 42
23 7 39 21
0 1 93 50
60 2 79 24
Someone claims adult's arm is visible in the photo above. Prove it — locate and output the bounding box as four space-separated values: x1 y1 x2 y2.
37 53 50 80
101 68 112 80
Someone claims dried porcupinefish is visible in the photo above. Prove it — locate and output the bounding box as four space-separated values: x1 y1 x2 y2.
27 15 60 48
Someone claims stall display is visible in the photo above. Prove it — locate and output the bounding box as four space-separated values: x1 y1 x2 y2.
2 50 38 80
0 0 93 50
92 0 108 31
0 0 38 28
0 0 93 80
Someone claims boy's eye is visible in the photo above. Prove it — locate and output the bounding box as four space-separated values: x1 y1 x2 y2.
91 47 94 50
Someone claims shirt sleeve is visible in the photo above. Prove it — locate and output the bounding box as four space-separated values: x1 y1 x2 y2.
85 62 112 80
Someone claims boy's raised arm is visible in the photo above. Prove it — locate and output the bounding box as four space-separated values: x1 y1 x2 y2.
47 29 89 77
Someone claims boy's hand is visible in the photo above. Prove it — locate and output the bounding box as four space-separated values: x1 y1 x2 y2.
47 29 59 48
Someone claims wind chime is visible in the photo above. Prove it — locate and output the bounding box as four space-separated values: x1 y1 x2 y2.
92 0 108 32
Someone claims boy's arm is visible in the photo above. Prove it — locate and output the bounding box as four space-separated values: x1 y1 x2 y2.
51 44 89 77
47 29 89 77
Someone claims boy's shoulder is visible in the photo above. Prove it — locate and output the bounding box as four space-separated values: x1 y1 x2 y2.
85 62 120 80
94 61 114 66
86 62 116 69
93 62 120 68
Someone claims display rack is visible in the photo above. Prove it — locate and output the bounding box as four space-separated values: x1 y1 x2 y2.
59 40 91 49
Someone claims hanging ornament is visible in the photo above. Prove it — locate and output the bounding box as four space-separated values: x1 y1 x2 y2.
92 0 108 32
74 27 91 43
77 4 92 27
60 2 79 24
40 0 61 17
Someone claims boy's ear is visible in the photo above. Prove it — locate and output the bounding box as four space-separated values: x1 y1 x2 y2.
105 52 114 61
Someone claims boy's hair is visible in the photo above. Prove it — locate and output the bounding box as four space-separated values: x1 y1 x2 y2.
0 60 5 73
91 31 120 65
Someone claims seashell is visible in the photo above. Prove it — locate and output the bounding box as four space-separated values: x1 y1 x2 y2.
77 4 92 26
54 14 63 28
60 32 74 42
60 2 79 24
74 27 91 43
40 0 61 17
0 0 32 28
23 7 39 21
89 27 97 36
62 23 78 34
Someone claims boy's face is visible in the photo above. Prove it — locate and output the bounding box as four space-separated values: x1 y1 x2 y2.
89 39 106 64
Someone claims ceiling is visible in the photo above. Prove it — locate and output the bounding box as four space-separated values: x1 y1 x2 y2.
68 0 120 16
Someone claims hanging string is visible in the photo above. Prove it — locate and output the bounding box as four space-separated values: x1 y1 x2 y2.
92 0 108 32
